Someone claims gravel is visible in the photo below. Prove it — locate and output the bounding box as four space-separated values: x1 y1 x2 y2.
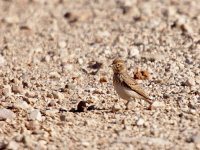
0 0 200 149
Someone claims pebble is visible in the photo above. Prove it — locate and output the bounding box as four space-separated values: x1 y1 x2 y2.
0 108 16 120
0 55 6 67
60 114 66 121
77 101 87 112
7 141 19 150
99 76 107 83
25 120 40 130
29 109 42 121
185 77 196 86
151 101 165 108
52 91 64 100
136 118 145 126
49 72 61 79
12 85 24 94
129 46 140 57
34 47 43 53
25 91 36 98
2 85 12 97
45 109 59 116
14 100 31 110
0 141 7 149
58 41 67 48
142 53 165 61
112 103 121 112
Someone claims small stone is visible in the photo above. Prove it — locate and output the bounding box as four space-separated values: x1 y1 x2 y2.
187 134 200 144
12 85 24 94
112 103 121 112
77 101 87 112
133 69 150 80
52 91 64 99
45 109 59 116
0 108 16 120
60 114 66 121
14 100 31 110
0 141 7 149
185 78 196 86
7 141 19 150
142 53 165 61
99 76 107 83
49 72 60 79
47 100 57 107
84 119 97 126
25 120 40 130
0 55 6 67
34 47 43 53
25 91 36 98
129 46 140 57
86 99 94 104
189 109 196 115
2 85 12 97
58 41 67 48
41 55 51 63
62 64 73 72
22 135 32 147
151 101 165 108
29 109 42 121
136 118 145 126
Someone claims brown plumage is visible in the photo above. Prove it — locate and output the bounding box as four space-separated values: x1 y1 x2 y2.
112 58 153 109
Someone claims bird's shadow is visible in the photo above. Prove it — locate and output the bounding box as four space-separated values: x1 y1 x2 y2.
59 105 110 113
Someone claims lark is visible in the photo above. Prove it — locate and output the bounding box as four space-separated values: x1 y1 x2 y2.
112 58 153 110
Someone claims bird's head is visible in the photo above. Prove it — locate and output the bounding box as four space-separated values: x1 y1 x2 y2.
112 58 126 73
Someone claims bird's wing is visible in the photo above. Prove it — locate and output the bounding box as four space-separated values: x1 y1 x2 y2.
120 72 151 100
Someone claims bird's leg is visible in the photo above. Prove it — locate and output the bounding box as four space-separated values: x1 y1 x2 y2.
125 100 130 110
146 99 153 110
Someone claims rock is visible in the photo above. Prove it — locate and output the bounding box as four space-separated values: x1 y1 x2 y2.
7 141 19 150
141 53 165 61
151 101 165 108
62 64 73 72
0 141 7 149
52 91 64 99
112 103 121 112
25 91 36 98
133 69 150 80
136 118 145 126
58 41 67 48
77 101 87 112
49 72 61 79
4 15 19 24
2 85 12 97
0 108 16 120
99 76 107 83
129 46 140 57
14 100 31 110
34 47 43 53
22 135 33 147
45 109 59 116
185 78 196 86
25 120 40 130
84 119 97 126
187 134 200 144
47 100 57 107
60 114 66 121
0 55 6 67
29 109 42 121
12 85 24 94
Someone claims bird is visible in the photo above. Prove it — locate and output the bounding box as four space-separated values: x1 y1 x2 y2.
112 58 153 110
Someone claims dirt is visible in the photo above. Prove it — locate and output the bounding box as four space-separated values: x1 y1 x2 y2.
0 0 200 149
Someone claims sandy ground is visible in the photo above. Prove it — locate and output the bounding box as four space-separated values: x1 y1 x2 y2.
0 0 200 149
